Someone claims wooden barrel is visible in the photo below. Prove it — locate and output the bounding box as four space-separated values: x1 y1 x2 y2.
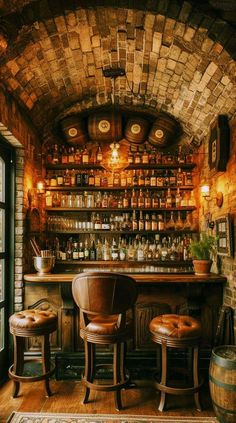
88 111 122 142
209 345 236 423
148 113 179 148
124 117 149 144
60 115 87 146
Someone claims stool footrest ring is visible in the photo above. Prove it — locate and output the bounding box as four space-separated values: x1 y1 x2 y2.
155 379 204 396
8 358 55 383
81 373 131 392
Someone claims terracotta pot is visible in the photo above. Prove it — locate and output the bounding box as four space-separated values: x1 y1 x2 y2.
192 259 213 275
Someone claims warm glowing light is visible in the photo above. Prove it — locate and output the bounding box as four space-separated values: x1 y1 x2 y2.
201 184 210 197
110 142 120 165
37 180 45 194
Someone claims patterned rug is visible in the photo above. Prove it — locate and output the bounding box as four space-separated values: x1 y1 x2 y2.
7 412 218 423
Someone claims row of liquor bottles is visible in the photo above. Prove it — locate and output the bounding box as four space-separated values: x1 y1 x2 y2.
47 211 196 233
45 143 194 166
49 234 193 262
45 168 193 188
45 188 196 209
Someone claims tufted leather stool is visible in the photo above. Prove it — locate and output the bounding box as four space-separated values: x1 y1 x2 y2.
9 309 57 398
72 272 137 410
149 314 202 412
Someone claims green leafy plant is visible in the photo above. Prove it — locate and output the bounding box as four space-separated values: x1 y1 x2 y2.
189 232 217 260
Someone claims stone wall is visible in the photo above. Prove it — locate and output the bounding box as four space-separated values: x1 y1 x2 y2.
0 87 41 311
198 116 236 339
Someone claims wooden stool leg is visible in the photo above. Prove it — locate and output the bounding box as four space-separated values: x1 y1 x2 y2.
12 335 25 398
114 343 122 411
82 340 92 404
193 345 202 411
42 334 52 397
158 341 167 412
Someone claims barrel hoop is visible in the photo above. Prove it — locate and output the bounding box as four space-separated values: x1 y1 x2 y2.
209 374 236 392
212 399 236 415
211 353 236 370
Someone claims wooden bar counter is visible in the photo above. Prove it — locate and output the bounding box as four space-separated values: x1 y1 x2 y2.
24 270 226 358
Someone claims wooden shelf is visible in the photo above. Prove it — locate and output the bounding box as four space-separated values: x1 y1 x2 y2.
45 163 196 171
55 259 193 266
46 229 196 235
45 207 196 212
46 185 194 191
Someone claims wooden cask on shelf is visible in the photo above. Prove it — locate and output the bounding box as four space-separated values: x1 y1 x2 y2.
88 111 122 142
125 117 149 144
209 345 236 423
148 113 179 148
60 116 87 146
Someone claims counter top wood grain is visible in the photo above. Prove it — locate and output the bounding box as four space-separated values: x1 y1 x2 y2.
24 273 227 284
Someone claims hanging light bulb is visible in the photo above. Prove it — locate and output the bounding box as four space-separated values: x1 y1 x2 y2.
110 142 120 165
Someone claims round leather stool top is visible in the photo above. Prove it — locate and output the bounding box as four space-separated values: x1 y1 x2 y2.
149 314 201 339
9 309 57 336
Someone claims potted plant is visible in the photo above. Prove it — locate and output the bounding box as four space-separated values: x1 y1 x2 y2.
189 232 217 275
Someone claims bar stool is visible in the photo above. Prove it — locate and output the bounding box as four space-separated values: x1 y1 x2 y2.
9 309 57 397
149 314 202 412
72 271 137 410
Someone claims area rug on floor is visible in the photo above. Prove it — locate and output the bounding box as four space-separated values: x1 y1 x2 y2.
7 412 218 423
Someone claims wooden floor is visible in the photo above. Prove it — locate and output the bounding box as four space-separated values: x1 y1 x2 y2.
0 379 215 423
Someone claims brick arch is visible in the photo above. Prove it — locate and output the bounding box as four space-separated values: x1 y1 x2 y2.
0 4 235 143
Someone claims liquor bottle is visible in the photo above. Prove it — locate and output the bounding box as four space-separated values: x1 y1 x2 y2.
160 237 169 261
46 145 53 164
78 242 85 260
113 172 120 187
74 147 81 164
103 238 111 261
134 149 141 164
111 238 119 261
145 213 151 231
61 145 68 164
142 147 149 164
128 146 134 164
144 170 150 186
166 211 176 230
82 146 89 164
70 169 76 186
96 238 103 260
169 170 176 186
133 170 138 186
88 170 95 186
131 189 138 208
127 170 133 187
156 172 164 187
52 144 59 164
138 189 145 208
176 168 184 186
138 211 144 231
64 169 71 186
94 213 102 230
157 214 165 231
96 144 103 163
95 171 101 187
123 190 130 208
57 171 64 186
144 190 151 209
175 211 183 230
45 191 52 207
159 191 166 208
119 238 127 261
68 147 75 164
50 173 57 187
137 241 144 261
72 242 79 260
84 240 90 260
101 171 108 187
89 240 97 260
177 145 185 164
102 192 109 208
138 170 145 186
184 171 192 186
150 170 157 187
175 188 182 208
132 210 138 231
166 188 172 208
127 239 135 261
151 213 158 231
151 192 159 208
183 211 193 230
120 171 127 187
185 147 193 164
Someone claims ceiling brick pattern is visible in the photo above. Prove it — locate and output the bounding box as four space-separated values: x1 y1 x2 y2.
0 0 235 144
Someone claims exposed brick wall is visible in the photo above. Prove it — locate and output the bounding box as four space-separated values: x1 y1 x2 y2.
198 117 236 339
0 87 41 311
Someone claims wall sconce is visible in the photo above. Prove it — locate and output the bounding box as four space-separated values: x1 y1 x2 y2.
36 180 45 194
200 184 223 207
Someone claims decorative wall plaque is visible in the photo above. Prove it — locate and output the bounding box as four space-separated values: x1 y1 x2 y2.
208 115 230 172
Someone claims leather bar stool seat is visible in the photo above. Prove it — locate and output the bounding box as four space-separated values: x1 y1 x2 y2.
149 314 202 412
9 309 57 398
72 272 137 411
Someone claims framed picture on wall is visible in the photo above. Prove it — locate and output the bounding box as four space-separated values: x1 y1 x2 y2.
215 214 233 257
208 115 230 172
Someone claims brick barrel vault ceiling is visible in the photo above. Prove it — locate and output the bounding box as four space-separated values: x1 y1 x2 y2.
0 1 236 144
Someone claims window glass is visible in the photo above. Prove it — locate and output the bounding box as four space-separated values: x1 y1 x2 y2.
0 157 4 202
0 309 4 351
0 260 4 302
0 210 5 252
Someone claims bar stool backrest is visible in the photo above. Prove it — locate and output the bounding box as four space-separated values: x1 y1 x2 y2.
72 272 137 316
